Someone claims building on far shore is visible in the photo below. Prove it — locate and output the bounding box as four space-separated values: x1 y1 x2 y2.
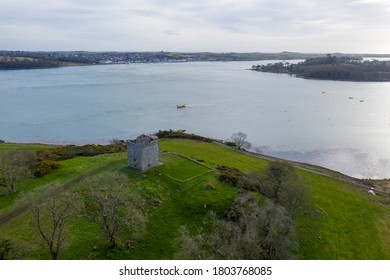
127 134 159 172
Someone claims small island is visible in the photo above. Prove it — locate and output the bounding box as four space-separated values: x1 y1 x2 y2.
251 55 390 82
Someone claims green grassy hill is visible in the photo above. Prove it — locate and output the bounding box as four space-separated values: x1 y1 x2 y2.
1 139 389 259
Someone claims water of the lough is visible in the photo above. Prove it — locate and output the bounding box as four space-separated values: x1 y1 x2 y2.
1 61 390 179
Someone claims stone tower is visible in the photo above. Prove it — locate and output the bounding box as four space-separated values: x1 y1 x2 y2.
127 134 159 172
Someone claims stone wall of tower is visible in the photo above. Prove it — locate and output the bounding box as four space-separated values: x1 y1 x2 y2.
127 135 159 172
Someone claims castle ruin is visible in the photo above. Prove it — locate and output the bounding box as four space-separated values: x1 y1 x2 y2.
127 134 159 172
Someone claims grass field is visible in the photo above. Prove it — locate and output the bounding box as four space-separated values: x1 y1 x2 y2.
156 153 214 182
0 143 57 153
1 139 389 259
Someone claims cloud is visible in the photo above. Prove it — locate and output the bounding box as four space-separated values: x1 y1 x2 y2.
0 0 390 52
349 0 390 6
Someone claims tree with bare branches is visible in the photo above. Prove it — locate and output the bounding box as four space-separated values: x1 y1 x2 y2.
177 193 299 260
28 185 83 260
0 150 36 194
85 172 147 249
262 161 315 219
230 132 252 150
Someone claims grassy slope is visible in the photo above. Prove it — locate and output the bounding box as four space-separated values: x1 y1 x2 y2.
0 152 126 214
0 143 57 153
158 139 390 259
156 153 213 181
1 140 390 259
297 171 389 259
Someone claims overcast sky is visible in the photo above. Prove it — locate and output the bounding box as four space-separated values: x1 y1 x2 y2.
1 0 390 53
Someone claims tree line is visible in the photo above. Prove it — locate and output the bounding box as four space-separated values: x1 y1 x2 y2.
0 56 62 70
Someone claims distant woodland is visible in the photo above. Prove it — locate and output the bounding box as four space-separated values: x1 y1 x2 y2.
251 55 390 81
0 56 65 70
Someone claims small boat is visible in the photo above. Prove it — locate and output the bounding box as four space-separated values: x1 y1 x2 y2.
360 100 364 102
348 97 353 99
177 104 186 109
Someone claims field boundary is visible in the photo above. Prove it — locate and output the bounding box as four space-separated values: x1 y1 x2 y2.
155 152 215 183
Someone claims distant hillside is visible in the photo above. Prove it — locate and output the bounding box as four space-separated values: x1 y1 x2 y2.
2 50 390 71
0 55 61 70
0 50 321 69
0 55 85 70
251 55 390 81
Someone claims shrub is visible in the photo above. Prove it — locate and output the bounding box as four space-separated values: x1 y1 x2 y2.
203 182 216 190
34 160 63 177
216 166 260 191
0 237 18 260
156 130 213 143
37 150 59 161
224 141 236 147
37 143 126 161
217 166 247 187
177 196 299 260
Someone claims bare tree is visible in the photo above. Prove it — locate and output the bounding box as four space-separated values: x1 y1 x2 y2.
28 185 84 260
254 201 298 260
177 193 299 260
263 161 295 203
85 172 147 248
0 150 37 194
230 132 252 150
227 193 298 260
176 226 211 260
262 161 315 219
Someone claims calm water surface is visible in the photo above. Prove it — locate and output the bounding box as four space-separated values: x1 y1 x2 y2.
1 61 390 179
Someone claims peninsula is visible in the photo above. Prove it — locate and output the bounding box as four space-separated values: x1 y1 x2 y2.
251 55 390 81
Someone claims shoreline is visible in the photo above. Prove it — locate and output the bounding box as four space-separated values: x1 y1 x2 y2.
1 139 389 194
249 69 390 82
